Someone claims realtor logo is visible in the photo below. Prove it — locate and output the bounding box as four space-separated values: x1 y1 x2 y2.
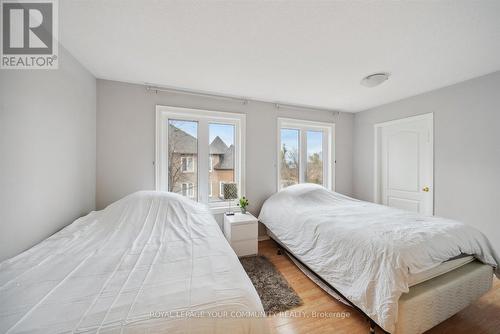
1 0 58 69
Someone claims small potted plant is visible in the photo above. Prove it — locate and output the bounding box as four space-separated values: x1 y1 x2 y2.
238 196 249 214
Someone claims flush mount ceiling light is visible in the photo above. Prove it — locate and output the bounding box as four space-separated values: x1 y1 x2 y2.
360 73 390 88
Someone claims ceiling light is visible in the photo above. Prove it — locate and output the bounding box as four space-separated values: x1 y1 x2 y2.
361 73 390 88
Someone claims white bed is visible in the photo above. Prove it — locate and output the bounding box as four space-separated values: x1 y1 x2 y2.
0 191 268 334
259 184 499 334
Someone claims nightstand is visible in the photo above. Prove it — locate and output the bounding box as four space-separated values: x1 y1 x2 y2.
223 212 258 257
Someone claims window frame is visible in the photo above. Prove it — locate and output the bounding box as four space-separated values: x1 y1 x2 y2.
277 118 335 191
156 105 246 211
219 181 228 199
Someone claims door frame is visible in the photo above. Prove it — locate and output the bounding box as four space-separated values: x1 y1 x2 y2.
373 113 434 211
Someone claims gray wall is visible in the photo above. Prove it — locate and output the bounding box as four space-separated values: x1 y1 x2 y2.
353 71 500 254
0 46 96 261
96 79 353 234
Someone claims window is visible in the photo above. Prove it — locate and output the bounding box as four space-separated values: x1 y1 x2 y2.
280 129 300 188
181 156 194 173
209 123 235 203
306 130 323 185
277 118 334 190
168 119 198 198
181 183 195 198
156 106 245 208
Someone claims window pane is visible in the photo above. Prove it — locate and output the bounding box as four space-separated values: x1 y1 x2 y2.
168 120 198 199
306 130 323 185
209 123 235 202
280 129 299 188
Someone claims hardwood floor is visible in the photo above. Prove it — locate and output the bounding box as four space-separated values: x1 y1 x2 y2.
258 239 500 334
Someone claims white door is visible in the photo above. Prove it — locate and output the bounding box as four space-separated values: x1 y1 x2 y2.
378 114 433 215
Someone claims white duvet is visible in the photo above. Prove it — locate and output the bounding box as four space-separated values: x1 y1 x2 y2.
0 191 268 334
259 184 499 333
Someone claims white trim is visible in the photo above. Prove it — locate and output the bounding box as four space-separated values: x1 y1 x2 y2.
155 105 246 207
373 112 434 207
277 117 335 191
210 205 240 215
373 113 433 129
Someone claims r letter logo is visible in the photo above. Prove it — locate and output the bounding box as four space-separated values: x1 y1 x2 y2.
1 0 58 69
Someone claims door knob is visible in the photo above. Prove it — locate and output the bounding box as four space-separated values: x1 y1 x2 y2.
422 186 430 192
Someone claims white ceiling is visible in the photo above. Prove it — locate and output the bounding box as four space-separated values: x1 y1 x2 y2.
60 1 500 112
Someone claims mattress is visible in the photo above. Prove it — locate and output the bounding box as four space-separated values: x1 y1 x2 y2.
408 255 474 287
259 183 499 333
270 229 475 289
0 191 269 334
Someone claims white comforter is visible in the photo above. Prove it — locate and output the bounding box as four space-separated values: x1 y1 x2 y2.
0 191 268 334
259 184 499 333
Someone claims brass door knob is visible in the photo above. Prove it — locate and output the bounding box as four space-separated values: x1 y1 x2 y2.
422 186 430 192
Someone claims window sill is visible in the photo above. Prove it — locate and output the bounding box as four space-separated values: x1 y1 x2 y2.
210 205 240 215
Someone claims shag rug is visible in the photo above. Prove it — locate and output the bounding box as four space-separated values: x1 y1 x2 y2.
240 255 303 314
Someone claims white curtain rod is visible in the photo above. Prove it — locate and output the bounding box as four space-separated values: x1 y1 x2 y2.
273 102 339 115
145 84 339 115
146 85 246 103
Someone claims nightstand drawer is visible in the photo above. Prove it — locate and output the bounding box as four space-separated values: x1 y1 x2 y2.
230 222 258 241
231 239 258 257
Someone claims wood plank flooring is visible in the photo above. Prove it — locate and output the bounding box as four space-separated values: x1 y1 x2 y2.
258 239 500 334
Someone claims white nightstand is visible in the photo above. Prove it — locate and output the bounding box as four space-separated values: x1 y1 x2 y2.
223 212 258 257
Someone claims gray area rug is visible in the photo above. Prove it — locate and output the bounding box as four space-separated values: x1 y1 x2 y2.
240 255 303 314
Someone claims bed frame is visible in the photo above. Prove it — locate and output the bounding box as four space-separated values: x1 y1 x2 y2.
269 235 493 334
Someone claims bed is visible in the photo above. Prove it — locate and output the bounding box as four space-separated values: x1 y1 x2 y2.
0 191 268 334
259 184 499 334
